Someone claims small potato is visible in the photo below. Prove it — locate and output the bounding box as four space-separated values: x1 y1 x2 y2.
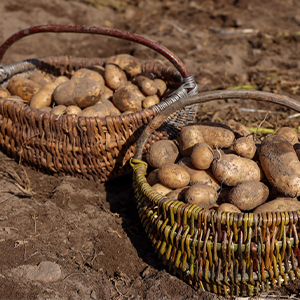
53 78 105 108
146 140 179 169
65 105 82 115
253 198 300 213
226 120 251 138
54 76 69 85
212 154 261 186
72 68 105 85
142 95 160 108
90 65 105 77
151 183 173 196
38 106 52 113
102 99 121 116
51 105 66 115
104 63 127 90
232 135 256 159
275 127 298 145
147 169 160 186
7 76 42 102
179 125 205 157
154 78 167 97
185 183 218 208
7 95 26 103
135 75 158 96
112 82 144 112
107 54 142 77
79 102 111 118
217 203 242 213
28 72 54 86
0 88 11 98
158 163 190 189
190 142 214 170
29 82 57 109
167 187 188 201
103 86 114 100
228 181 269 211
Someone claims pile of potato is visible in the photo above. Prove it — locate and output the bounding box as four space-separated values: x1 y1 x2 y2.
0 54 169 117
146 120 300 214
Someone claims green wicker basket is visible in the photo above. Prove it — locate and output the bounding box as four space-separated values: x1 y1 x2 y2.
131 90 300 297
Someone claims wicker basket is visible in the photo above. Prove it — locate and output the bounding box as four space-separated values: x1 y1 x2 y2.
131 90 300 297
0 25 197 181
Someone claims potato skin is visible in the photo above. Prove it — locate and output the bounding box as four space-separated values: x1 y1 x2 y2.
71 68 105 85
154 78 167 97
0 88 11 98
228 181 269 211
232 135 256 159
151 183 173 196
212 154 261 186
29 82 57 109
104 63 127 90
253 198 300 213
147 169 160 186
167 187 188 201
142 95 160 108
51 105 66 115
217 203 242 213
190 142 214 170
179 125 204 157
107 54 142 77
185 183 218 208
225 120 251 138
146 140 179 169
135 75 158 96
259 134 300 197
65 105 82 115
275 127 299 145
158 163 190 189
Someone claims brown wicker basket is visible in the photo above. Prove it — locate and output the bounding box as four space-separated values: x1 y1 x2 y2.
0 25 197 181
132 90 300 297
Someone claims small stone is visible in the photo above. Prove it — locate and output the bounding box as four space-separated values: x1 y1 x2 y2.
33 261 61 283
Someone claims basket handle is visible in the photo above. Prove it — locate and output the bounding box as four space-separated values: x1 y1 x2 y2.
134 89 300 160
0 24 190 79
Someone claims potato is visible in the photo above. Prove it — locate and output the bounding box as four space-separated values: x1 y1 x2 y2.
185 183 218 208
54 76 69 85
259 134 300 197
65 105 82 115
28 72 54 86
29 82 57 109
151 183 173 196
228 181 269 211
275 127 298 145
167 187 188 201
7 95 26 103
212 153 261 186
154 78 167 97
71 68 105 85
294 143 300 160
79 102 111 118
112 82 144 112
0 88 11 98
232 135 256 159
179 125 205 157
104 63 127 90
158 163 190 189
90 65 105 77
190 142 214 170
135 74 158 96
146 140 179 169
142 95 160 108
53 78 105 108
103 86 114 100
38 106 52 113
253 198 300 213
147 169 160 186
51 105 66 115
102 99 121 116
217 203 242 213
7 76 42 102
225 120 251 138
107 54 142 77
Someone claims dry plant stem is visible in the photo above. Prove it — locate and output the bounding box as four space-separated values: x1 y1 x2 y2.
134 89 300 160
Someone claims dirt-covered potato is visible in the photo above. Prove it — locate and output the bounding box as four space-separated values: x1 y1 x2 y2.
102 99 121 116
39 106 52 113
217 203 242 213
53 78 105 108
29 82 57 109
147 169 160 186
154 78 167 97
167 187 188 201
54 76 69 85
112 82 145 112
28 72 54 86
104 63 127 91
158 163 190 189
228 181 269 211
212 153 262 186
232 135 256 159
107 54 142 78
103 86 114 100
142 95 160 108
146 140 179 169
51 105 67 115
134 74 158 96
0 88 11 98
185 183 218 208
72 68 105 85
151 183 173 196
275 127 298 145
190 142 214 170
253 198 300 213
65 105 82 115
259 134 300 197
225 120 251 138
7 77 42 102
7 95 26 103
79 102 111 118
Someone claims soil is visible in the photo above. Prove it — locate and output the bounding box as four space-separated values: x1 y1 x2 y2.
1 0 300 299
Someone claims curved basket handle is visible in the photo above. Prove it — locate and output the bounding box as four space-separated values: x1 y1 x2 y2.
0 24 190 79
134 89 300 159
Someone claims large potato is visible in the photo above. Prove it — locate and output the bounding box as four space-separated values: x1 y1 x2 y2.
185 183 218 208
72 68 105 85
228 181 269 211
112 82 144 112
146 140 179 169
259 134 300 197
107 54 142 77
275 127 298 145
53 78 105 108
253 198 300 213
212 153 261 186
29 82 57 109
158 163 190 189
104 63 127 90
7 77 42 102
190 142 214 170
